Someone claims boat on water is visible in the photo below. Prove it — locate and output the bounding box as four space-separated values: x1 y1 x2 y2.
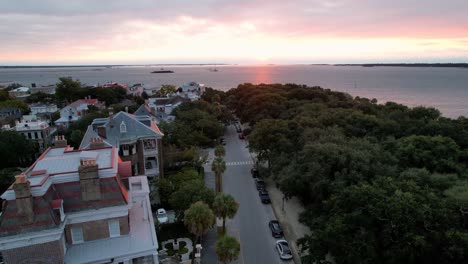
208 68 218 72
151 68 174 73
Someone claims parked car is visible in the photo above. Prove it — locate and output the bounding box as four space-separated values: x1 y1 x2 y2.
269 220 283 238
251 167 259 178
238 133 245 139
276 240 293 260
220 137 226 145
259 190 271 204
255 178 265 190
157 208 168 224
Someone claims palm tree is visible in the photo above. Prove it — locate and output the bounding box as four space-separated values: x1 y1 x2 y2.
211 157 226 193
212 193 239 233
214 144 225 158
184 201 215 243
216 235 240 264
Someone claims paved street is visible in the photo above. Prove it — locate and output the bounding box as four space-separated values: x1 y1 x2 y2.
222 124 294 264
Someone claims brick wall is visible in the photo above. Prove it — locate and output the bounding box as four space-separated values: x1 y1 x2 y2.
65 215 129 244
1 238 64 264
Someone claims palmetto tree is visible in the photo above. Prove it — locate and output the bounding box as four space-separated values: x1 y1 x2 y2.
184 201 215 243
211 157 226 193
216 235 240 264
214 144 226 158
212 193 239 233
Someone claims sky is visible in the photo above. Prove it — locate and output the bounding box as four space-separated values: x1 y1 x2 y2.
1 0 468 65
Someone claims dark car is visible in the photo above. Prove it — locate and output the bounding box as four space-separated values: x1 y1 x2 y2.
220 137 226 145
238 133 245 139
269 220 283 238
259 190 271 204
251 167 259 178
255 178 265 190
236 127 242 133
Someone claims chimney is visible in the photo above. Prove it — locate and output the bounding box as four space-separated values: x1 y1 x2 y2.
54 135 67 147
78 159 101 201
13 174 34 223
90 137 105 149
125 106 128 113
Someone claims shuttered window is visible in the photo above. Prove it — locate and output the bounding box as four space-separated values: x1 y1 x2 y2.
108 219 121 237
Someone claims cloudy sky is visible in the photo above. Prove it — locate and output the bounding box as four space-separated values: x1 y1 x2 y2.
1 0 468 65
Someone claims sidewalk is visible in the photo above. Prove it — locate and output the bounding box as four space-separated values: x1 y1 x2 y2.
266 178 311 264
201 148 218 264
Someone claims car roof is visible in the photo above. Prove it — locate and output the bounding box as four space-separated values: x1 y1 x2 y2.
157 208 166 213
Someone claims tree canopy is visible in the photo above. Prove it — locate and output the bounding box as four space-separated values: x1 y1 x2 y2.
216 235 241 264
224 83 468 264
184 201 215 242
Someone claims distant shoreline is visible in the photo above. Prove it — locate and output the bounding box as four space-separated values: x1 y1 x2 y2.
0 64 230 69
334 63 468 68
1 63 468 69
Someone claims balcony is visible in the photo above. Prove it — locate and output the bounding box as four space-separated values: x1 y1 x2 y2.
145 160 158 177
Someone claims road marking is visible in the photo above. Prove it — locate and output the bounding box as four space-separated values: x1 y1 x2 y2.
225 160 254 166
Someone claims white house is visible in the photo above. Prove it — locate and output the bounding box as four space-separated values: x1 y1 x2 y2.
54 98 104 128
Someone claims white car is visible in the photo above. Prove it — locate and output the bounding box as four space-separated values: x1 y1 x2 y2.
157 208 168 224
276 240 293 260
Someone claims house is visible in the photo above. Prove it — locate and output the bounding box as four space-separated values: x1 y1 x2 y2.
30 84 56 94
29 103 58 115
177 82 205 101
147 96 190 122
0 106 22 120
54 98 104 128
80 109 164 178
29 103 58 121
15 115 57 153
127 83 145 96
134 103 158 123
8 87 30 99
0 137 159 264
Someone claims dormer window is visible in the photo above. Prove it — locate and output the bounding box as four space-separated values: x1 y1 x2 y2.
120 121 127 133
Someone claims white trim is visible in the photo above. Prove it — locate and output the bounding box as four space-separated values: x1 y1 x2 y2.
67 205 128 224
1 166 119 200
0 218 66 250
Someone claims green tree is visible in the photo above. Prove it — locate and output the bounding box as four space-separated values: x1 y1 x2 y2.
0 131 36 169
5 83 22 91
212 193 239 233
0 89 10 101
184 201 215 243
69 130 85 148
56 77 82 102
396 135 460 173
0 99 29 114
211 157 226 193
216 235 241 264
155 84 177 97
214 144 226 158
169 179 215 216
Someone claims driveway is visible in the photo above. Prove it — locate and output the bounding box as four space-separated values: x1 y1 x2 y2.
222 124 294 264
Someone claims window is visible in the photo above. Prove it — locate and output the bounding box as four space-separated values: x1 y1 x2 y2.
34 132 38 139
108 219 121 237
121 145 129 156
120 121 127 133
71 226 84 244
